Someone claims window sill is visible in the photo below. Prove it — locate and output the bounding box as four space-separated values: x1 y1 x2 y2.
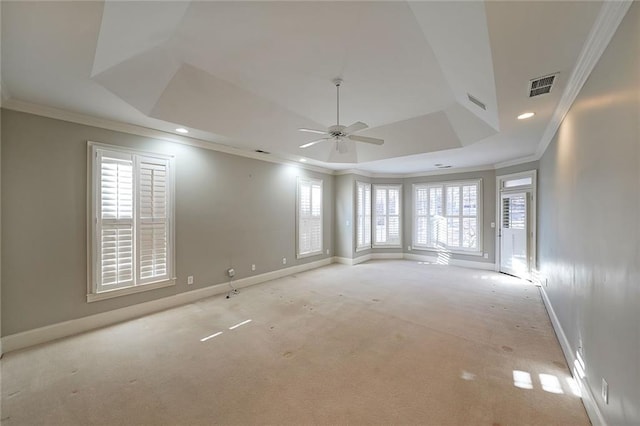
296 250 323 260
355 246 372 253
411 246 484 257
372 244 402 249
87 278 176 303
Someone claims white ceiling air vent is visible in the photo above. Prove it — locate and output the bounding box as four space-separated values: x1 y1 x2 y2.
467 93 486 111
528 73 557 97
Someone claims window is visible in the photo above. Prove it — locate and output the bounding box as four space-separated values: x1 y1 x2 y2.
356 181 371 250
373 185 402 247
413 180 482 253
297 177 323 258
89 143 175 301
503 177 532 188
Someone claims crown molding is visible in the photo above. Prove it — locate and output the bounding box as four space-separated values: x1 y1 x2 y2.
402 165 494 179
334 168 373 177
1 98 335 176
493 154 540 171
536 0 633 159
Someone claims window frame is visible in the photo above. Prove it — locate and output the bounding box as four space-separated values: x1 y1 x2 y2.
87 142 176 302
355 181 372 252
412 179 483 255
372 184 403 248
296 176 323 259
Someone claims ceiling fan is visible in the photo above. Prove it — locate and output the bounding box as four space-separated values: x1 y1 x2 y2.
298 79 384 153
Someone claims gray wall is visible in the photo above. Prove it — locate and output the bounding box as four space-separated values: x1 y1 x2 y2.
495 160 539 177
1 109 334 336
538 4 639 424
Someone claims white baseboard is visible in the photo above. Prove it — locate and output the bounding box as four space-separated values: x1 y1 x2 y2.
403 253 495 270
539 285 606 426
336 252 404 266
372 253 404 260
333 256 355 265
336 252 492 270
1 258 332 354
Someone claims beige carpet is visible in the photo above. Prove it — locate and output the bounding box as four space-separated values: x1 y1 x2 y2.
1 260 589 425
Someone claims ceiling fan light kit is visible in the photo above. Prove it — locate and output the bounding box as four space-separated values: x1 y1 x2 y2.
298 79 384 153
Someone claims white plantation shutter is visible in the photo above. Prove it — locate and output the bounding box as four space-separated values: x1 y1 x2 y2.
414 185 429 247
92 144 174 296
297 178 323 257
97 151 134 290
373 185 402 247
137 157 170 284
356 182 371 250
413 180 481 253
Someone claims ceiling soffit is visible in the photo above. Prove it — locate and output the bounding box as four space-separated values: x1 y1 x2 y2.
90 1 499 163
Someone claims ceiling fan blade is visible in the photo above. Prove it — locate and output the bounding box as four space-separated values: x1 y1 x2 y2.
343 121 368 135
298 128 329 135
348 135 384 145
299 138 330 148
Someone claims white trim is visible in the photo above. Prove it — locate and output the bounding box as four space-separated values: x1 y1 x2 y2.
539 285 606 426
335 169 373 177
535 1 632 159
296 177 323 259
372 253 404 260
88 142 176 298
494 155 540 171
495 170 537 276
333 256 356 265
372 184 403 248
403 253 495 270
411 178 483 255
1 258 332 354
2 99 334 175
401 165 493 179
355 180 372 251
410 247 484 257
87 279 175 303
334 165 495 178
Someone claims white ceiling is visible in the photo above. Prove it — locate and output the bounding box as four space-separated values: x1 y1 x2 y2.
1 1 605 173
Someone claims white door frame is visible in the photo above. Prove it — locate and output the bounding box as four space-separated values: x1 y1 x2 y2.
495 170 537 278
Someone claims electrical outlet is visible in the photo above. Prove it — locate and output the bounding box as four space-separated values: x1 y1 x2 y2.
251 264 256 271
602 378 609 404
490 222 496 228
282 257 287 265
326 249 329 255
407 245 411 251
483 253 489 259
187 276 194 285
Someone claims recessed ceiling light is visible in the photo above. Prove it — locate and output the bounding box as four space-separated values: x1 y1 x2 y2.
176 127 189 134
517 112 535 120
299 158 307 162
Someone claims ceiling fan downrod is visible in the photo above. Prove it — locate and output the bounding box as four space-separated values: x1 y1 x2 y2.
334 78 342 127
